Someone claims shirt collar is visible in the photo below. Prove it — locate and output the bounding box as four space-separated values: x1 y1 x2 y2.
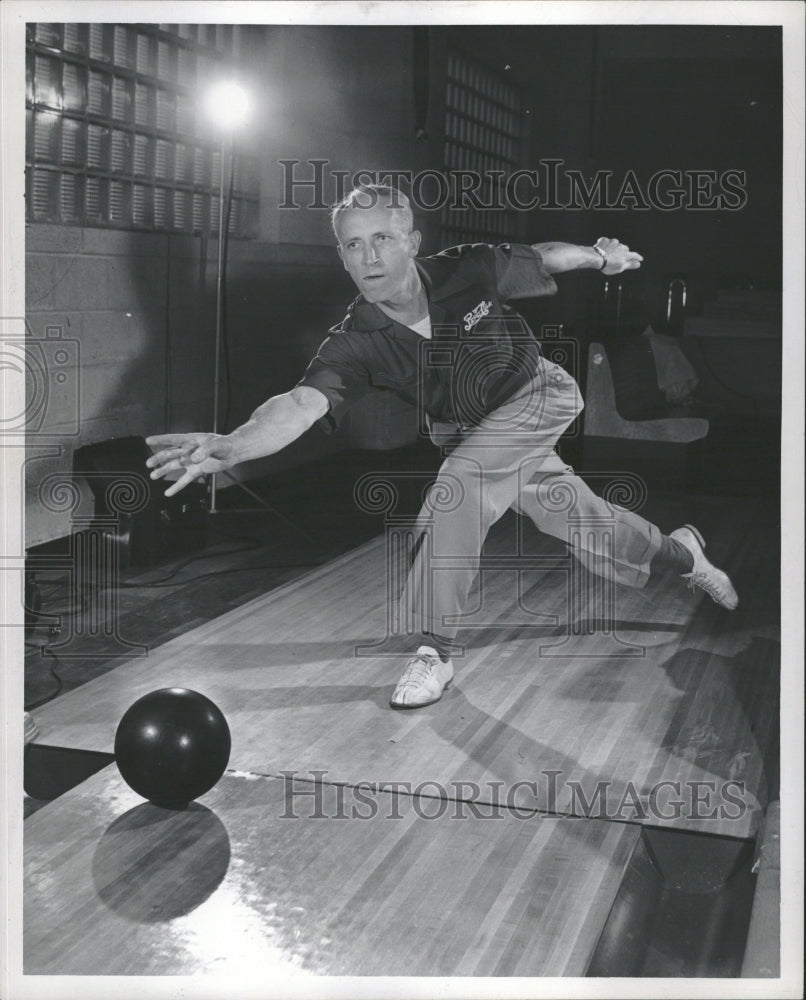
346 257 476 332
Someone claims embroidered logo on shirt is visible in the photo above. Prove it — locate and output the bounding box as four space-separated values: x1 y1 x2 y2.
463 300 492 332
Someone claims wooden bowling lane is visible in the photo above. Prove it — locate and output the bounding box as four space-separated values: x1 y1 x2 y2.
24 764 639 977
31 508 778 838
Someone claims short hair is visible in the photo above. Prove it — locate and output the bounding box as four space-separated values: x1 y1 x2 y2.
330 184 414 238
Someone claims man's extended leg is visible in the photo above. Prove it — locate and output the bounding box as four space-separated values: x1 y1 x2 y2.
513 461 738 607
512 451 660 588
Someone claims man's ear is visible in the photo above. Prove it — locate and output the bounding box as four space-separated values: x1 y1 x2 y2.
336 243 347 269
409 229 422 256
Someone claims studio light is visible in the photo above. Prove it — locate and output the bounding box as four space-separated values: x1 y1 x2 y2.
205 80 250 130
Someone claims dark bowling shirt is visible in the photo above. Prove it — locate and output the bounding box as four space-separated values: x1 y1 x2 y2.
296 243 558 433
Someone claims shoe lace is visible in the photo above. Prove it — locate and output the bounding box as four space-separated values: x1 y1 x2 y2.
687 571 727 601
401 654 437 685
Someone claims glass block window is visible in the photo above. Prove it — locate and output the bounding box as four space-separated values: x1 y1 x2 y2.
442 51 524 245
25 22 260 236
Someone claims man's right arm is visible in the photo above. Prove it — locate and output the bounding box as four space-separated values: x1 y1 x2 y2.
146 385 329 496
228 385 329 463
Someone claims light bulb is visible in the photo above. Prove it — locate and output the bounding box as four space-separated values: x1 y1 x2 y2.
206 81 249 129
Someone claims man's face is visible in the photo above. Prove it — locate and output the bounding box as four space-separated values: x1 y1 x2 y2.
335 203 421 304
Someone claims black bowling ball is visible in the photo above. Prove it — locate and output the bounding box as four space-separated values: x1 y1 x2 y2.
114 688 231 807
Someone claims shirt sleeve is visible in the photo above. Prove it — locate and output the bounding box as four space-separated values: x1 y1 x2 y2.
490 243 558 302
295 332 373 433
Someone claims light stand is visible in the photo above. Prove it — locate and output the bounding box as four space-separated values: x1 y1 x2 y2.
205 83 313 540
210 128 228 514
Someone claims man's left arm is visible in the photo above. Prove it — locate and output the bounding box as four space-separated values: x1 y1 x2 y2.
532 238 643 276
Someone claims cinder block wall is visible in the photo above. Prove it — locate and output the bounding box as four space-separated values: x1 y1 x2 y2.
25 226 189 547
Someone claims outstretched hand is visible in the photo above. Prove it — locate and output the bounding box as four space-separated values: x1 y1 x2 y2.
595 237 643 275
145 433 237 497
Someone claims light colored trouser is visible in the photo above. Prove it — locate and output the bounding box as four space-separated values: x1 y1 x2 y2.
403 359 662 642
